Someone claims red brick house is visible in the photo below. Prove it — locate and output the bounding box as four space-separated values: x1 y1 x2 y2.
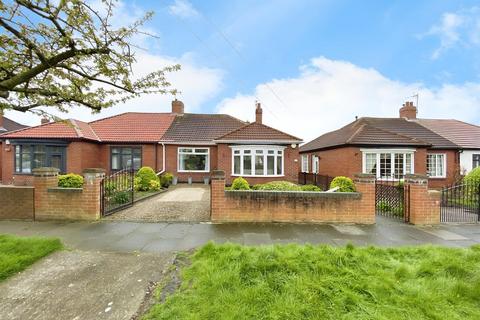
299 102 477 188
0 113 28 182
0 101 302 185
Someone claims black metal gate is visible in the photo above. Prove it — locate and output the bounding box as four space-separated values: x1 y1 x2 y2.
375 178 410 222
100 168 135 216
441 180 480 223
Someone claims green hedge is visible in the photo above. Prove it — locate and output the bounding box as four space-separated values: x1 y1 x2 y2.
58 173 84 188
135 166 160 191
330 176 356 192
231 177 250 190
160 172 174 188
253 181 302 191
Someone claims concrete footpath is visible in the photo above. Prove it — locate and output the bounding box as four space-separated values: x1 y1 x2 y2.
1 216 479 252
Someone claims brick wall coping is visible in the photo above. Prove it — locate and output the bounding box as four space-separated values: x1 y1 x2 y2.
32 167 60 176
225 189 361 199
47 187 83 193
83 168 106 174
211 170 226 180
0 185 34 189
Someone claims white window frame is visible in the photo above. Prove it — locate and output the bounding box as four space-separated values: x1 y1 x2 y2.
231 145 285 177
177 147 210 173
312 155 319 174
427 153 447 178
361 148 416 180
301 154 309 173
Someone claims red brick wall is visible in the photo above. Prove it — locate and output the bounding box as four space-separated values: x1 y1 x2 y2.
211 172 375 224
0 185 34 220
405 175 441 225
216 143 299 185
300 147 459 188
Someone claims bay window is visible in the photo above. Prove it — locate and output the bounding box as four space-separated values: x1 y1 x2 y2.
178 148 209 172
362 149 414 179
232 146 284 177
111 147 142 171
427 154 446 178
15 144 66 174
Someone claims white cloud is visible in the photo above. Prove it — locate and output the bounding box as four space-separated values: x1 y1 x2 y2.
217 56 480 143
168 0 198 19
422 7 480 59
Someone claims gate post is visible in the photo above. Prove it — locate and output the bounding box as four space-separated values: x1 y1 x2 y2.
210 170 226 221
33 167 60 220
82 168 106 219
353 173 376 224
404 174 440 225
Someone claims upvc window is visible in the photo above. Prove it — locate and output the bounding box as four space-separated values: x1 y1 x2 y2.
232 146 284 177
473 154 480 169
111 147 142 171
427 154 446 178
178 148 209 172
362 150 414 179
15 144 66 174
301 155 309 173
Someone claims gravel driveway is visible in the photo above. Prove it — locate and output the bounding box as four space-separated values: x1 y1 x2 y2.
0 250 173 320
105 184 210 222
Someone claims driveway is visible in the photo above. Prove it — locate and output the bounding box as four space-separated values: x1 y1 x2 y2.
0 250 173 320
106 184 210 222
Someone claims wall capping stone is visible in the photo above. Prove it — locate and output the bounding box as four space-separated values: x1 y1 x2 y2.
32 167 60 177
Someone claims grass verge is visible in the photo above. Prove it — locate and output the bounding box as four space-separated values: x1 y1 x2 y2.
0 234 62 281
143 243 480 320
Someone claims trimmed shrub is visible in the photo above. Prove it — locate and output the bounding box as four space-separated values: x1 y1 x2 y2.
231 177 250 190
160 172 174 188
330 176 356 192
135 166 160 191
149 180 161 191
465 167 480 185
113 191 131 205
301 184 322 192
253 181 302 191
58 173 84 188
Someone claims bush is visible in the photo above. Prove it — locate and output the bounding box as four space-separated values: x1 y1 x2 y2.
58 173 84 188
160 172 174 188
231 177 250 190
135 166 160 191
330 176 356 192
112 191 131 205
376 200 404 216
149 180 161 191
301 184 322 192
465 167 480 185
253 181 302 191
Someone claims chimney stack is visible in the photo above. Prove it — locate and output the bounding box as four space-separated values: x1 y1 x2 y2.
41 117 50 125
255 101 263 124
399 101 417 119
172 99 184 114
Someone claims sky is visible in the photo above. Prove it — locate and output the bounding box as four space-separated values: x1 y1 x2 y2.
6 0 480 142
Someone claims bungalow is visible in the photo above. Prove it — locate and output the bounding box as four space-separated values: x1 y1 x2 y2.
0 101 302 185
299 102 480 188
0 112 28 182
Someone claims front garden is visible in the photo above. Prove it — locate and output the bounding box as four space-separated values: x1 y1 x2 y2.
0 234 62 281
143 243 480 320
227 176 356 192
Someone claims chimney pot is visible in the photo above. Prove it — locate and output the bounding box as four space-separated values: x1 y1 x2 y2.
399 101 417 119
255 102 263 124
41 117 50 125
172 99 184 114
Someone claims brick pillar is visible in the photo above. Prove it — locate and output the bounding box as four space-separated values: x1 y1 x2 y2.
33 167 60 220
405 174 440 225
353 173 376 224
82 168 106 220
210 170 226 221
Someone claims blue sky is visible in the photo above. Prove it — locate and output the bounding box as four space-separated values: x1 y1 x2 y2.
9 0 480 141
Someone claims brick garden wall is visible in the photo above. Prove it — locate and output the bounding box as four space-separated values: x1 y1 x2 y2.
211 171 376 224
0 185 34 220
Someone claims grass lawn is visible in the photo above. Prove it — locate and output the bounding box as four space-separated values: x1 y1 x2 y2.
144 243 480 320
0 234 62 281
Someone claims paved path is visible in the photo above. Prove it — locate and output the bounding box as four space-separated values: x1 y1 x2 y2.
1 217 479 253
105 185 210 222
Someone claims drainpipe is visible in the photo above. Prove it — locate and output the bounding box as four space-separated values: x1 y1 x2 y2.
156 142 166 176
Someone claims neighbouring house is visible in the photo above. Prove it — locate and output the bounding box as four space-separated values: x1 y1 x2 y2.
299 101 480 188
0 112 28 183
0 101 302 185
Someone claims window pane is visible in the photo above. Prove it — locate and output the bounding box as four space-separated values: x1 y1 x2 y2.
267 156 275 175
437 155 444 176
474 154 480 169
380 153 391 178
365 153 377 175
179 148 192 153
179 154 207 171
243 155 252 175
277 156 283 175
234 150 240 155
122 154 132 169
50 154 62 170
122 148 132 155
111 148 120 154
268 150 274 154
15 146 21 173
405 154 412 174
244 150 251 154
394 154 404 179
133 155 141 170
112 154 120 170
234 156 241 175
195 148 208 154
49 146 64 153
256 150 263 154
255 155 264 175
301 155 308 172
22 152 31 173
33 153 46 169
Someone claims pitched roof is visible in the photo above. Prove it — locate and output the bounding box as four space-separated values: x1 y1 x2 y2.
90 113 176 142
0 116 27 133
300 117 457 152
416 119 480 149
215 122 302 143
161 113 246 143
1 119 98 141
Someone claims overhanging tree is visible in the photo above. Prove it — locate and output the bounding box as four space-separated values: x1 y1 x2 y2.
0 0 180 115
